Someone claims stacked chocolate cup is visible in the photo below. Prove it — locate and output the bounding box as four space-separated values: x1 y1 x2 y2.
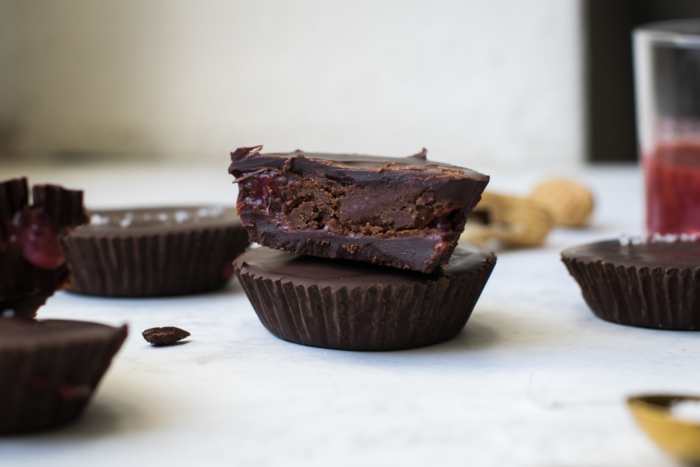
229 146 497 350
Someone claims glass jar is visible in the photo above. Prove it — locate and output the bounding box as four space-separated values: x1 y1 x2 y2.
634 20 700 235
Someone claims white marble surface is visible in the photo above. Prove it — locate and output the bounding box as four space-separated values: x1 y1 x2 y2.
0 162 694 467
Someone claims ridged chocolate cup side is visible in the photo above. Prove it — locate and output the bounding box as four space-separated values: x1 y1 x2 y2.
235 255 496 351
562 256 700 330
66 226 249 297
0 323 127 434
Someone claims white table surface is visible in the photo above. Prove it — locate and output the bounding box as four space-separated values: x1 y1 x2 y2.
0 160 693 467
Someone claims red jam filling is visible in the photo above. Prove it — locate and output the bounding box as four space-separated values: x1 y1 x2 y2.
239 171 463 240
1 207 68 270
241 172 287 216
425 207 462 235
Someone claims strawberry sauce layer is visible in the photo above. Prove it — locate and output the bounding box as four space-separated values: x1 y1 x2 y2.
645 141 700 235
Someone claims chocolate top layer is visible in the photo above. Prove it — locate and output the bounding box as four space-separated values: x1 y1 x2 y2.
32 184 88 228
236 244 495 288
0 177 87 239
0 319 127 349
561 239 700 270
71 206 240 236
229 146 489 187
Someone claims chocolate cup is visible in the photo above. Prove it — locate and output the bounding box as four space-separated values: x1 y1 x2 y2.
0 319 127 434
65 206 249 297
562 240 700 330
234 244 496 350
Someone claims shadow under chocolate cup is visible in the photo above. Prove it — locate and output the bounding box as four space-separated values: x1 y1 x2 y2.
65 206 249 297
562 239 700 330
234 244 496 351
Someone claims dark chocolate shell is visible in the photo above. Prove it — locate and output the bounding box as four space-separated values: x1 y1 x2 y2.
0 320 127 434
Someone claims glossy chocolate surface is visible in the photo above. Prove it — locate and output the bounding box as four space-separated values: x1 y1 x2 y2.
230 146 488 179
236 244 495 288
0 319 126 347
230 147 488 205
562 239 700 269
71 206 240 236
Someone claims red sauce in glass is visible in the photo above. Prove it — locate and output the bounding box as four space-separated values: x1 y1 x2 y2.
645 141 700 234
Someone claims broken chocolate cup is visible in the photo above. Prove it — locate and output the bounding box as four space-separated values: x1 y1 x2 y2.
0 319 127 434
234 244 496 350
229 146 489 273
0 178 87 319
65 206 249 297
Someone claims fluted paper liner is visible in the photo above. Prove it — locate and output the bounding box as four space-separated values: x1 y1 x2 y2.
562 256 700 330
235 256 496 350
0 324 127 434
66 226 249 297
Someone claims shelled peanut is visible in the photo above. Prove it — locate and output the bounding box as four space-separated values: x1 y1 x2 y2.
461 179 595 248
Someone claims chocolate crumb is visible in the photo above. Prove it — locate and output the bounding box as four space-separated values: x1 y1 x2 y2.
142 327 190 346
